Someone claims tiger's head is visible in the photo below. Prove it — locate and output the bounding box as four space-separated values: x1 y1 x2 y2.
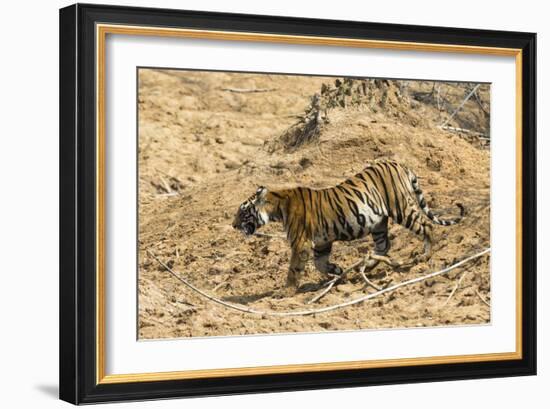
232 186 284 235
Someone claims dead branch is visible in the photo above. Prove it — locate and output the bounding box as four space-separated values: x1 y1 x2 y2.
440 125 488 138
280 112 306 118
221 87 277 93
442 270 471 307
440 84 481 128
213 280 231 292
359 265 382 291
475 289 491 307
155 192 180 198
306 263 361 305
473 90 489 115
147 248 490 317
305 248 490 314
253 232 286 239
306 277 339 305
307 252 401 304
279 93 322 149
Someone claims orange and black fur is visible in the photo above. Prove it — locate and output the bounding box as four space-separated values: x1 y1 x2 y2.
232 159 464 292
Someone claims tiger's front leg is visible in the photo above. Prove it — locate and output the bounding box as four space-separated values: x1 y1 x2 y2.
286 245 309 291
313 242 343 276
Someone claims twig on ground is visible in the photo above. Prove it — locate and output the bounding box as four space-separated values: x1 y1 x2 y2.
440 84 481 128
213 281 230 292
475 289 491 307
253 232 286 239
473 89 489 115
281 113 306 118
307 254 380 304
442 270 472 307
221 87 277 93
307 253 402 304
156 192 180 198
307 277 339 305
440 125 488 139
147 248 490 317
159 176 172 194
359 265 382 291
156 168 183 183
370 253 403 268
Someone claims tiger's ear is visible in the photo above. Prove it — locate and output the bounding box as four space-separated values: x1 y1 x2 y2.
256 186 268 200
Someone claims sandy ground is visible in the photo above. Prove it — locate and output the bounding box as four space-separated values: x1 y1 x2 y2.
137 69 491 339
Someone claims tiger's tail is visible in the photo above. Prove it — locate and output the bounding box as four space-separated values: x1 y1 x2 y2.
408 170 465 226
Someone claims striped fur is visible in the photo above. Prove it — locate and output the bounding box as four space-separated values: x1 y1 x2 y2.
232 159 464 291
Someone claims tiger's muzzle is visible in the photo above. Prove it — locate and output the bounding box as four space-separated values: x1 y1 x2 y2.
232 211 259 236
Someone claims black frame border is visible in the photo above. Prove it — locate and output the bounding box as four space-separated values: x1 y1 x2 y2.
59 3 536 404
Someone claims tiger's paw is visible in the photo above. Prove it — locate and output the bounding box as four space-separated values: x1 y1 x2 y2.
273 286 297 299
328 264 343 276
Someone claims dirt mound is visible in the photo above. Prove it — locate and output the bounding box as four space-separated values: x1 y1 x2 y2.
273 78 428 151
138 69 490 339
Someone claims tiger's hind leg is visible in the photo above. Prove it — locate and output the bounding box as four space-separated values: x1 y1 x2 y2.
371 216 390 256
421 223 433 261
365 217 390 271
313 242 343 276
403 209 433 261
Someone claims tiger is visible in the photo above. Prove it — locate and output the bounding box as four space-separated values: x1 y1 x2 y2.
232 159 464 293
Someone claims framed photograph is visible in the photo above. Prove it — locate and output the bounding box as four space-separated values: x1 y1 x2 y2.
59 3 536 404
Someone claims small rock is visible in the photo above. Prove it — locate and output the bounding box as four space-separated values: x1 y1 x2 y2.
241 137 263 146
299 157 312 169
336 283 356 294
224 160 240 169
208 266 224 275
426 156 442 171
270 161 286 169
423 138 435 148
